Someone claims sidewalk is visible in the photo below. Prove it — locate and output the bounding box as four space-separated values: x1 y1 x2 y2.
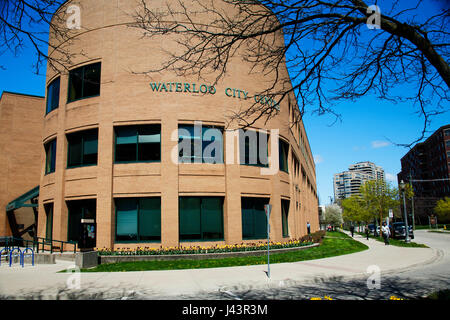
0 231 439 299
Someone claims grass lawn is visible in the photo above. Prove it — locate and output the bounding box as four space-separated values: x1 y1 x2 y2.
356 232 428 248
78 231 368 272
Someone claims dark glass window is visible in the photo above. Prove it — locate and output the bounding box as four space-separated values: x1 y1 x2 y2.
179 197 224 241
115 198 161 242
68 62 101 102
178 125 223 163
67 199 96 243
67 129 98 168
115 125 161 163
44 203 53 240
281 199 290 237
241 197 269 240
44 139 57 174
46 77 60 114
279 139 289 173
239 130 268 167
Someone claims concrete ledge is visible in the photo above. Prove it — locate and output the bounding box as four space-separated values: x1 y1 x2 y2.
99 243 320 264
20 253 55 264
75 251 98 269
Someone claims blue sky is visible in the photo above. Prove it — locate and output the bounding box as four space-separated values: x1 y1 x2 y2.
0 0 448 206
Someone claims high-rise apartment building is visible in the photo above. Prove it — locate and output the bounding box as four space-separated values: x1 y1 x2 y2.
334 161 385 200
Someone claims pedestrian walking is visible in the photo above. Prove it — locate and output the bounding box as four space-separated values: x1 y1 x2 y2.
364 224 370 240
307 222 311 235
350 224 355 238
381 222 390 245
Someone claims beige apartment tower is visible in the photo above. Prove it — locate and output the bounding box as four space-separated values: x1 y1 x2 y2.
36 0 319 250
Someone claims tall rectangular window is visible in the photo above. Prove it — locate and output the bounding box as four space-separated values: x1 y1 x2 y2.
178 125 223 163
239 130 268 167
281 199 290 238
179 197 224 241
115 198 161 242
241 197 269 240
67 129 98 168
46 77 60 114
279 139 289 173
115 125 161 163
68 62 101 102
67 199 96 243
44 139 57 174
44 203 53 240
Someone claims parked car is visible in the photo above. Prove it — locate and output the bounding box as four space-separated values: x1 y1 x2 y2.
368 224 380 236
390 222 414 239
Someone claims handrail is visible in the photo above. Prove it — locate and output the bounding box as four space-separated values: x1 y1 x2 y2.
1 236 77 254
36 237 77 254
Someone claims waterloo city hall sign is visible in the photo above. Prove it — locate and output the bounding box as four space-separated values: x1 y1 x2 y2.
150 81 280 110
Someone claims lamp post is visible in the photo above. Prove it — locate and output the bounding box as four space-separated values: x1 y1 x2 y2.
399 180 411 243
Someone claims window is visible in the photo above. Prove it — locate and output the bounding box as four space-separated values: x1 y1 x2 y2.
241 197 269 240
44 139 57 174
68 62 101 102
178 125 223 163
44 203 53 240
67 199 96 243
179 197 224 241
281 199 290 237
46 77 60 114
445 129 450 136
115 198 161 242
279 139 289 173
114 125 161 163
239 130 268 167
67 129 98 168
446 140 450 148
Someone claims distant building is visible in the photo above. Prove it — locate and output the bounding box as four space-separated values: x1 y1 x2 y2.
334 161 385 200
397 124 450 224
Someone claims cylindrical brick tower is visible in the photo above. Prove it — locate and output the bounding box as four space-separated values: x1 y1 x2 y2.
38 0 319 250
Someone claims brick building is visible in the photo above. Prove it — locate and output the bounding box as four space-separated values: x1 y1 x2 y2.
0 92 44 239
397 124 450 224
18 0 322 250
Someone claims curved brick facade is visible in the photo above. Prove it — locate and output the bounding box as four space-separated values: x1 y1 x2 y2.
37 0 319 250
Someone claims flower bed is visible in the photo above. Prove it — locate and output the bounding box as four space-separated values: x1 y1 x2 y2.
96 231 326 256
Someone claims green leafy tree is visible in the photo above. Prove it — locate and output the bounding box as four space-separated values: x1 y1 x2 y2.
434 197 450 222
342 195 372 224
360 180 399 237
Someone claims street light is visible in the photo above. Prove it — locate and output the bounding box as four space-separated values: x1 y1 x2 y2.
399 180 411 243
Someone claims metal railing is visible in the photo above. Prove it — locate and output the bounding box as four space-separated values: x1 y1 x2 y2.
0 236 77 255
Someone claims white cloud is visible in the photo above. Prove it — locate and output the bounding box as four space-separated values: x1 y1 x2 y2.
314 154 324 164
371 140 391 149
386 173 397 182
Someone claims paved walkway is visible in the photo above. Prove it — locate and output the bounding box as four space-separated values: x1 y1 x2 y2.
0 231 439 299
